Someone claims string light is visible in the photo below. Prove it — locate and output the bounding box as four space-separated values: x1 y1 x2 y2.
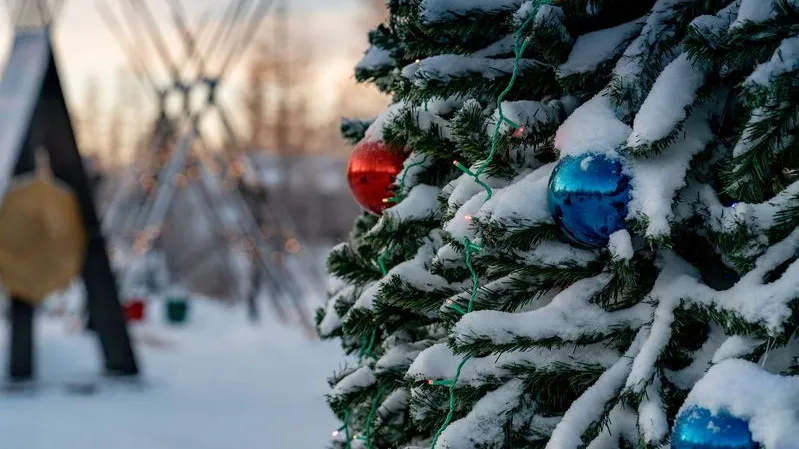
429 5 548 448
285 238 302 255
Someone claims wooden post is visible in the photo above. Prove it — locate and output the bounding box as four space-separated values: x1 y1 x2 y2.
7 298 34 382
6 127 37 383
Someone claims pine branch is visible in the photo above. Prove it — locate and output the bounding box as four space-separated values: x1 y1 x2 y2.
341 117 376 145
376 274 456 314
724 85 799 203
397 59 561 105
478 220 563 253
328 244 383 285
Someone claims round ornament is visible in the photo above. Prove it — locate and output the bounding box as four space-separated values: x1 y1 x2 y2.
672 406 757 449
547 152 631 248
346 139 406 215
0 150 87 304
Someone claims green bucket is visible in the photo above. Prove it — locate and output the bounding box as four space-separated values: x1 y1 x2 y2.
165 297 189 324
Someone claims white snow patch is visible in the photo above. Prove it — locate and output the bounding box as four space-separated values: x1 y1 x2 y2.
403 55 544 88
330 366 376 398
559 18 643 77
638 376 669 444
747 37 799 88
385 184 440 222
628 113 713 237
378 389 410 417
376 342 430 374
479 164 555 226
0 299 342 449
521 241 597 267
626 252 700 392
546 330 647 449
555 92 632 157
453 275 652 347
355 46 394 72
444 191 488 242
627 53 707 147
408 342 619 387
701 181 799 234
434 380 525 448
713 336 763 364
608 230 634 261
731 0 777 29
364 102 408 142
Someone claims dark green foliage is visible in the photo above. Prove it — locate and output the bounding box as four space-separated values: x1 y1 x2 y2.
342 117 376 145
377 274 457 314
397 58 562 105
325 1 799 448
328 243 384 285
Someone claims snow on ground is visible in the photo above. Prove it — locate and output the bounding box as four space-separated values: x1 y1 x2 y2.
0 297 342 449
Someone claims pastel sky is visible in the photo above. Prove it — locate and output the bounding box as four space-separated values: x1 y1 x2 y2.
0 0 373 155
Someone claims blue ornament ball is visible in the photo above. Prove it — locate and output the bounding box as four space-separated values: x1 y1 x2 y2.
547 152 631 248
672 406 757 449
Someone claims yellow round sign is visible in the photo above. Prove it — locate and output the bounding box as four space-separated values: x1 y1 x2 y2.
0 172 87 305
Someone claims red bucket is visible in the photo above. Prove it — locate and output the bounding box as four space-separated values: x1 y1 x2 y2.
124 298 147 322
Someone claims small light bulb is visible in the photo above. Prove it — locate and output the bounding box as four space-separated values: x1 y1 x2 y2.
453 160 459 166
464 215 473 222
415 59 421 64
427 379 434 385
332 430 340 437
446 299 453 305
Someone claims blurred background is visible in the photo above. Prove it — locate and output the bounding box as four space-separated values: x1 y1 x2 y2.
0 1 389 447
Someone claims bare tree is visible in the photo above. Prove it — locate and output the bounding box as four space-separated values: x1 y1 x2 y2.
78 75 103 157
245 48 268 150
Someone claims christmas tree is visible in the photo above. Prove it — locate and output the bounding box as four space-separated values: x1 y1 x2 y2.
319 0 799 448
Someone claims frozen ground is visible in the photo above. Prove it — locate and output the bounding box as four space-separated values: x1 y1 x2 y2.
0 298 342 449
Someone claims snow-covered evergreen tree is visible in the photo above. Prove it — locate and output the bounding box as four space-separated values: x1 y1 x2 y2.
319 0 799 448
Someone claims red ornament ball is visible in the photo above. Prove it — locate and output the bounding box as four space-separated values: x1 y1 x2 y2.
347 139 407 215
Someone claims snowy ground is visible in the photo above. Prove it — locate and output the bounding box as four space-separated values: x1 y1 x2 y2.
0 298 343 449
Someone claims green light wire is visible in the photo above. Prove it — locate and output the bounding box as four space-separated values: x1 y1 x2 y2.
429 355 473 448
451 9 538 201
386 155 429 204
430 3 549 448
356 386 386 449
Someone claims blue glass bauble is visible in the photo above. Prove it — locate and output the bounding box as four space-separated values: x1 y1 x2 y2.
672 406 757 449
547 153 631 248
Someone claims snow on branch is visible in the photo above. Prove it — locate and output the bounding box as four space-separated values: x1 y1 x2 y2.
384 184 441 223
420 0 524 25
452 275 653 351
699 180 799 235
555 92 632 157
402 55 546 88
624 252 702 394
730 0 779 30
627 112 714 238
477 164 555 228
626 53 708 150
545 329 647 449
433 380 527 449
559 17 644 78
745 36 799 91
329 366 377 399
407 342 619 388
